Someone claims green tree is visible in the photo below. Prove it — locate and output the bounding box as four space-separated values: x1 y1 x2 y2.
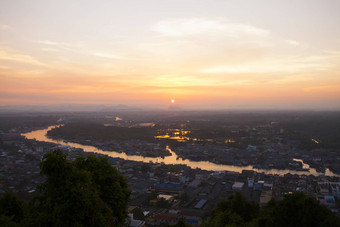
74 155 131 225
208 210 244 227
256 192 340 227
29 150 130 227
202 192 258 227
0 192 26 226
132 207 145 220
166 217 192 227
204 192 340 227
0 214 19 227
214 192 259 222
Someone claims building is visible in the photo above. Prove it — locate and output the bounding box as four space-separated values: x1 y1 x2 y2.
330 182 340 199
318 182 330 195
194 199 207 209
260 190 272 207
248 178 254 188
155 183 183 194
232 182 244 190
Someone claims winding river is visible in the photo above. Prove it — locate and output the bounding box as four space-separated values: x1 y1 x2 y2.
22 125 338 177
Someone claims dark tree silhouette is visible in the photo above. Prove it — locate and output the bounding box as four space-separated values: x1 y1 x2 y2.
74 154 131 224
29 150 130 227
202 192 340 227
0 192 25 226
257 192 340 227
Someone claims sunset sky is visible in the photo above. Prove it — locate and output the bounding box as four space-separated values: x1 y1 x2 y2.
1 0 340 110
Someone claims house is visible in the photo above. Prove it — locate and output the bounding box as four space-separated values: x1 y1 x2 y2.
155 183 183 194
318 182 330 195
194 199 207 209
260 191 272 207
330 182 340 199
232 182 244 190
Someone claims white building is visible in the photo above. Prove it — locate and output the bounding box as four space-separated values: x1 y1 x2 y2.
330 182 340 199
232 182 244 190
248 178 254 188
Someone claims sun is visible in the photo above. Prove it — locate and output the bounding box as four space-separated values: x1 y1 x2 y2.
171 99 175 103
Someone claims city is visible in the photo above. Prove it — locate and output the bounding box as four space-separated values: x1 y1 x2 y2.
1 111 340 226
1 0 340 226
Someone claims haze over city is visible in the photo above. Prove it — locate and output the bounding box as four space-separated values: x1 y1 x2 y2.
1 0 340 110
2 2 340 225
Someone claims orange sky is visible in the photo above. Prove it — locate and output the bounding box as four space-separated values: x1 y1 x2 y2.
1 0 340 110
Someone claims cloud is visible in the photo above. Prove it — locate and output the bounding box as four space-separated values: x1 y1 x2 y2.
0 65 9 70
200 65 269 74
36 40 66 46
35 40 80 52
41 48 60 52
199 51 339 75
93 52 128 60
285 40 300 46
0 49 45 66
152 18 270 38
303 84 340 93
0 24 11 30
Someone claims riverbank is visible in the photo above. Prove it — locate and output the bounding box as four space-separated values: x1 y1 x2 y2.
22 125 339 177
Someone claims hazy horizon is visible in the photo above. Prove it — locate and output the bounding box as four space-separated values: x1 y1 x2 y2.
1 103 340 113
1 0 340 109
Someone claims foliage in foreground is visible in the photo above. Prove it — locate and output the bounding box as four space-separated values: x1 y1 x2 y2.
1 150 340 227
201 192 340 227
0 150 130 227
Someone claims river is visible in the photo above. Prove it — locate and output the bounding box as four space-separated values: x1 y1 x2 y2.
22 125 338 177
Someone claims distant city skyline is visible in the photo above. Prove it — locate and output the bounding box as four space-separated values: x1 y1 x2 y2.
1 0 340 110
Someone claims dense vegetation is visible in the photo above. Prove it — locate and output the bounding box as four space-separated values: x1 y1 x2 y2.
1 151 340 226
0 150 130 227
280 113 340 149
186 112 340 148
201 192 340 227
44 112 340 151
0 115 59 131
47 122 157 142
